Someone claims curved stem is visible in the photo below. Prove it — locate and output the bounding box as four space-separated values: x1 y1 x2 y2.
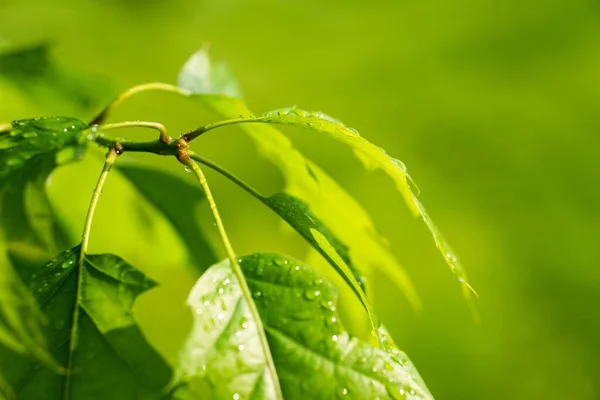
65 148 119 399
92 120 173 144
184 118 253 142
91 83 190 125
178 153 283 400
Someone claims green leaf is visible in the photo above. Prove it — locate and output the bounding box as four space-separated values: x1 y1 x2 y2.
251 108 477 300
0 241 56 376
0 370 15 400
178 55 422 312
0 117 88 251
0 117 92 384
177 49 475 305
178 48 242 98
0 43 112 115
173 253 432 400
116 163 218 273
0 246 171 399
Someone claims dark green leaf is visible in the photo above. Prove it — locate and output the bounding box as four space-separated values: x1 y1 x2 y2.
263 192 366 289
0 246 171 399
0 241 57 378
117 163 218 273
173 254 432 400
0 118 92 383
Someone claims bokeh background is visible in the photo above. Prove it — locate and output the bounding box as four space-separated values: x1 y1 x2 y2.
1 0 599 398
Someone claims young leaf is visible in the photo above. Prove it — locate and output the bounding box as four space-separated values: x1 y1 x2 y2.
177 51 421 310
178 48 241 98
116 163 218 272
245 108 477 300
173 253 433 400
0 246 171 399
177 49 474 304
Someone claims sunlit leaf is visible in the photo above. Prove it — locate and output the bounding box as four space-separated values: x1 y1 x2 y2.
178 48 241 98
177 49 475 305
251 107 476 300
173 253 433 400
0 246 172 399
117 163 218 273
178 54 422 311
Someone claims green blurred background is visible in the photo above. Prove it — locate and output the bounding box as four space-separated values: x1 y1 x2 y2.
1 0 599 398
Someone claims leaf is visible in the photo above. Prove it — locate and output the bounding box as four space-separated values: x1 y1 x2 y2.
0 370 14 400
117 163 218 272
0 241 56 374
249 108 477 300
0 117 88 251
178 52 422 312
173 253 433 400
0 43 112 115
0 117 92 384
178 48 241 98
0 246 172 399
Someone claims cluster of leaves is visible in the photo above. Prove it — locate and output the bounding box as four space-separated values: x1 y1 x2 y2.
0 46 475 399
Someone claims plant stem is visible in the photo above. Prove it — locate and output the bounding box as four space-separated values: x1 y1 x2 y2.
92 120 173 144
177 149 283 400
90 83 191 125
188 151 264 201
64 148 119 400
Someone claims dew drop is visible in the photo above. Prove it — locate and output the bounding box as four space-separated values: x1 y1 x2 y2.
341 388 348 395
233 394 240 400
255 291 262 297
217 314 224 321
313 278 323 285
184 167 191 172
274 258 286 266
238 344 245 351
235 330 242 337
410 389 415 395
332 335 338 342
304 289 321 300
241 322 249 329
347 127 360 136
218 288 224 294
203 300 210 306
399 389 405 395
